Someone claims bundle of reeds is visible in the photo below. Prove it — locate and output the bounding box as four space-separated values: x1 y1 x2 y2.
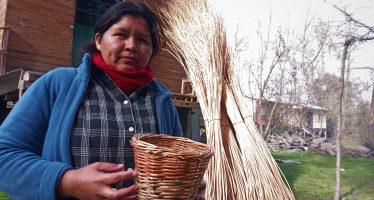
151 0 296 199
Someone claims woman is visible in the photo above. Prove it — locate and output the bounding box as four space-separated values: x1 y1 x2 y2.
0 2 183 200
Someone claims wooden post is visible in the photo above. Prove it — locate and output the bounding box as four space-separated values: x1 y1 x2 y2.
0 26 10 74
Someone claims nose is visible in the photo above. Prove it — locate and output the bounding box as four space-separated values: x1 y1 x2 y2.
124 37 136 51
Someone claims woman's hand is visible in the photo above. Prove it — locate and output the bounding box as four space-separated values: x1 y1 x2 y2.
57 162 137 200
193 180 206 200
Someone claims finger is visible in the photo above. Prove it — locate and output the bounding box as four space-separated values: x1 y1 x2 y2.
94 162 124 173
117 185 138 199
126 168 138 177
101 185 137 200
123 195 137 200
102 170 137 185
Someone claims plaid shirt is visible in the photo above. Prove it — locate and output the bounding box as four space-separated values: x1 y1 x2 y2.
70 65 158 188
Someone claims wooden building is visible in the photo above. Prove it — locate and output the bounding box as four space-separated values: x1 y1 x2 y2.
255 99 328 137
0 0 204 141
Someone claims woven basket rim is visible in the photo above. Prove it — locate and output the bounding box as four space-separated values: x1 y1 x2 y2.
131 133 213 157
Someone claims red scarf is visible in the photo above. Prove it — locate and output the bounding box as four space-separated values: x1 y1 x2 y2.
92 52 154 94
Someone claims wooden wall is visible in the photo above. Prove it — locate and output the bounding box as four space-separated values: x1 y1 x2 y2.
3 0 185 94
151 50 186 93
5 0 75 73
0 0 7 47
0 0 7 26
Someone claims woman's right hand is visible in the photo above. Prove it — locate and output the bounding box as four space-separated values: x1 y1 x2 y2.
57 162 137 200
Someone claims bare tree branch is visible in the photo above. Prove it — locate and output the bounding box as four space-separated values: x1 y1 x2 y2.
331 3 374 32
356 35 374 42
351 66 374 71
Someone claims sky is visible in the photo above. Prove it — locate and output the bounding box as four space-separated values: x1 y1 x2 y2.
209 0 374 99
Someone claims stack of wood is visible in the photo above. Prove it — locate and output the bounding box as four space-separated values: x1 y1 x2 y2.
267 133 374 158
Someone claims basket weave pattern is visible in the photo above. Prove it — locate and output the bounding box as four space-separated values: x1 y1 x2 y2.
131 133 213 200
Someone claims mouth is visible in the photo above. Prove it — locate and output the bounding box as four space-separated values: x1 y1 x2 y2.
119 56 137 64
117 56 141 70
120 56 136 61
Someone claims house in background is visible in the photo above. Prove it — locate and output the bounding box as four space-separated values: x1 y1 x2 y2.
255 99 328 137
0 0 204 141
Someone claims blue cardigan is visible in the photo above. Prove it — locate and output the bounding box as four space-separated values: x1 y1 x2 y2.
0 54 182 199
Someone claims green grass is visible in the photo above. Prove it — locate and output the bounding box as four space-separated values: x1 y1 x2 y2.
0 192 10 200
1 151 373 200
272 151 374 200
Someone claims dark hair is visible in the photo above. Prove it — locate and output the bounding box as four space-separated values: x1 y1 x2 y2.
84 2 163 57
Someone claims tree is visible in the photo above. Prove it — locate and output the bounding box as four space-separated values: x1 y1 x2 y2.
327 2 374 199
245 14 331 138
244 14 291 137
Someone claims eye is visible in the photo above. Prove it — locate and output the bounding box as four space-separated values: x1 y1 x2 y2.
138 37 151 45
138 37 147 42
116 34 127 38
113 31 128 39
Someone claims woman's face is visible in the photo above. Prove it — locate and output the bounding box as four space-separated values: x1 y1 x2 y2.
95 15 153 70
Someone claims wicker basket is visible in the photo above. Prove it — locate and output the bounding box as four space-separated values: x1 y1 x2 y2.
131 133 213 200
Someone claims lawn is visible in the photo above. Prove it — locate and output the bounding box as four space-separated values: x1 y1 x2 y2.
0 192 10 200
272 150 374 200
1 151 373 200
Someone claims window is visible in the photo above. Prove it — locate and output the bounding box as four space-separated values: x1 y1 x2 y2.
75 0 119 26
72 0 120 65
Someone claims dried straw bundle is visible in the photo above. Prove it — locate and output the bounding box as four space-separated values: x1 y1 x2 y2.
154 0 296 199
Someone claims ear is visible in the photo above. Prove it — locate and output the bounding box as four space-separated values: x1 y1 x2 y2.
95 33 102 51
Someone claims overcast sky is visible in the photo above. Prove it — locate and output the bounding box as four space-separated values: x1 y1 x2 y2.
209 0 373 99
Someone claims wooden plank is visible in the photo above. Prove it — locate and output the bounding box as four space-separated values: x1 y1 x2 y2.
173 93 197 98
7 7 74 26
6 54 69 72
0 0 7 27
8 39 73 60
23 70 43 82
154 70 185 80
5 57 61 73
172 99 200 109
152 52 186 92
152 57 185 74
172 92 200 108
153 64 184 73
154 63 184 72
0 68 22 95
7 13 74 40
152 54 183 67
8 0 75 23
8 16 74 38
0 26 9 74
0 0 7 49
17 0 75 11
7 49 71 65
0 52 6 74
4 0 75 73
153 69 185 80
